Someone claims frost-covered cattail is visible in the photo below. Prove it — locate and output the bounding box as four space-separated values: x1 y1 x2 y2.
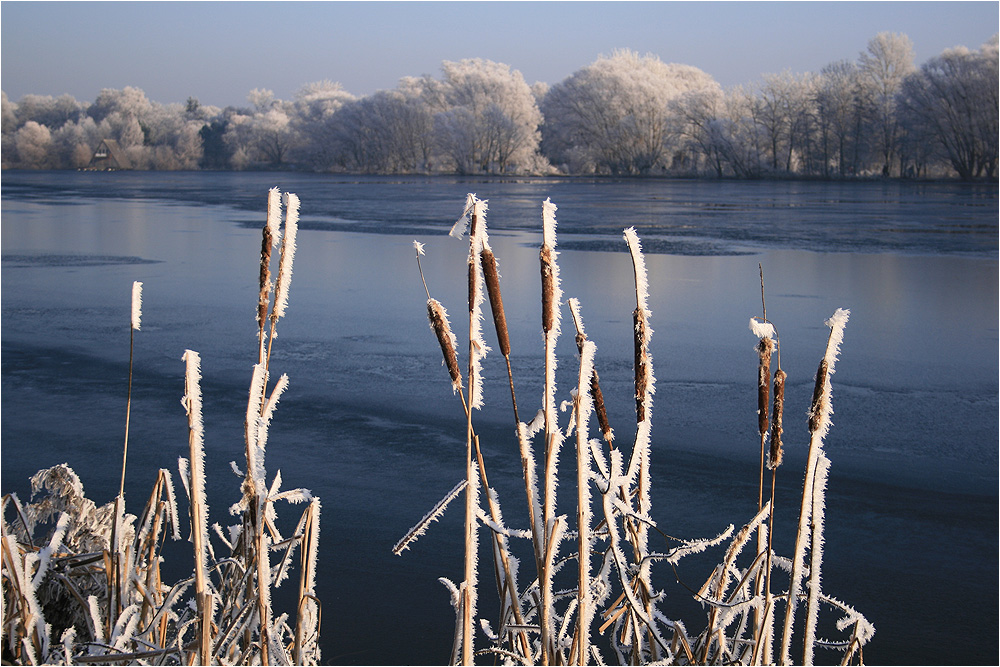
272 192 298 321
807 360 828 435
181 349 210 647
769 368 787 469
131 281 142 331
569 298 613 446
808 308 849 438
480 246 510 357
780 308 850 666
624 227 653 424
427 299 462 393
258 188 281 331
540 199 561 335
757 337 774 437
466 196 490 410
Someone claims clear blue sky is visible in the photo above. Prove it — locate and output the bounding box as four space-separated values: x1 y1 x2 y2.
2 1 996 108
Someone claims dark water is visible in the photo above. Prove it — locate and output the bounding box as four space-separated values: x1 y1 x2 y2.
2 171 997 664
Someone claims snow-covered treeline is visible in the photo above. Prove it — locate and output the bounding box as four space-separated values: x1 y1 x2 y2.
2 33 996 179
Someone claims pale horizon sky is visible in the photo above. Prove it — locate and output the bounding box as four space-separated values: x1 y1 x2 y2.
2 1 997 108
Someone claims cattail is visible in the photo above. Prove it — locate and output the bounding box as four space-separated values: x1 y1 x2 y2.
633 309 650 422
540 245 556 333
480 247 510 357
769 369 786 469
591 372 613 446
570 298 613 447
273 192 298 321
624 227 653 424
757 337 774 437
258 229 273 330
808 359 828 434
181 349 209 667
427 299 462 392
258 189 281 331
131 281 142 331
540 198 561 335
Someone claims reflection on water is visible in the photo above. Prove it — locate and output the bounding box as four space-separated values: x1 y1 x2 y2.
2 172 997 664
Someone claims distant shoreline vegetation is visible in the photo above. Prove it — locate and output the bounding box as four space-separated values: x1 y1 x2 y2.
2 34 997 181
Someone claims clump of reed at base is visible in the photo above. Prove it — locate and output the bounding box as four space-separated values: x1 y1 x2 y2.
1 188 322 666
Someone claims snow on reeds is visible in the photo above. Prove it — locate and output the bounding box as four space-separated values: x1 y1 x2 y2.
1 189 321 665
401 195 872 666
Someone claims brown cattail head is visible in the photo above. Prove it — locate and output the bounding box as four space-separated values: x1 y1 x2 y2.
540 245 556 333
757 337 774 437
469 211 479 240
257 225 273 331
480 248 510 357
634 308 649 422
768 368 787 469
808 359 829 434
427 299 462 392
590 370 614 447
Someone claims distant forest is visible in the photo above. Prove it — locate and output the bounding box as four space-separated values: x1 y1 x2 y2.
2 33 997 180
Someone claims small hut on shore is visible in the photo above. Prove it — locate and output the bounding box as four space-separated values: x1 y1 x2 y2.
87 139 130 170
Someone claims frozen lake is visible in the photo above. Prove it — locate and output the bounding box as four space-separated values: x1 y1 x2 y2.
2 171 997 664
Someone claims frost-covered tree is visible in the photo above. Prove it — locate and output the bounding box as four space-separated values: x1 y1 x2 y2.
289 80 355 169
542 50 719 174
858 32 915 175
331 89 433 173
430 59 544 174
753 70 817 173
814 60 868 177
88 86 153 125
11 93 83 131
51 116 102 168
2 91 18 135
708 85 767 178
13 120 53 168
673 86 726 176
224 91 294 168
898 36 999 179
